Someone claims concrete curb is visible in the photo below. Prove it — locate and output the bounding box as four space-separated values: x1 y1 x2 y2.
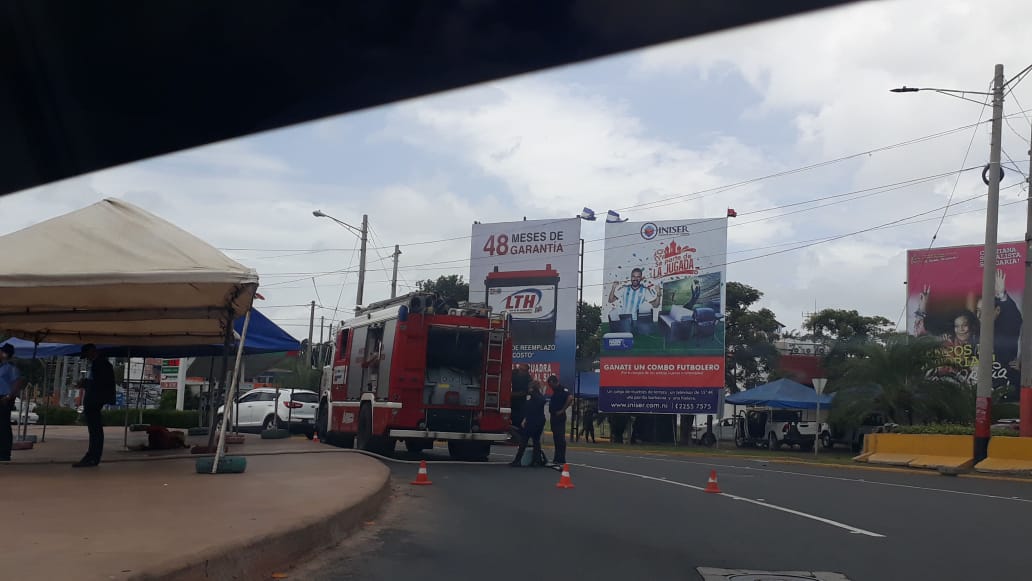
129 461 391 581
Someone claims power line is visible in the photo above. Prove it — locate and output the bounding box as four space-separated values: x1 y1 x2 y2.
248 165 990 282
215 112 1032 256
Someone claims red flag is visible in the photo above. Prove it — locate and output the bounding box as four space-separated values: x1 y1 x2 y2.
726 208 738 218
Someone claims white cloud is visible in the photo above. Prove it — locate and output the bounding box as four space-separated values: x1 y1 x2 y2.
5 0 1032 333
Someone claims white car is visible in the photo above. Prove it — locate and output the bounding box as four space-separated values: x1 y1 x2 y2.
690 416 737 446
9 399 38 425
217 388 319 436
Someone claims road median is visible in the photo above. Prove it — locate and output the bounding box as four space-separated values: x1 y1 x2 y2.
974 437 1032 476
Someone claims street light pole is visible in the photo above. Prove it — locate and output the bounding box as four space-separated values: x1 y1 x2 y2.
390 244 402 299
892 65 1006 460
357 214 368 308
973 64 1006 461
1021 118 1032 437
313 210 368 309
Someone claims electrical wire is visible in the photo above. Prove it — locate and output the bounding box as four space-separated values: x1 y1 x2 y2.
215 111 1032 256
248 165 990 281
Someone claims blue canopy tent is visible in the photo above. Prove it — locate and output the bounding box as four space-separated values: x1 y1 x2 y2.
6 337 82 358
4 309 300 442
5 309 300 358
725 378 833 410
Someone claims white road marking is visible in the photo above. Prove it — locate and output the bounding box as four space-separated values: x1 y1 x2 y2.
623 455 1032 504
572 462 886 538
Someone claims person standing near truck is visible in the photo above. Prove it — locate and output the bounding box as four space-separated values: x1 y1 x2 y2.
547 375 573 466
510 363 531 432
510 380 547 467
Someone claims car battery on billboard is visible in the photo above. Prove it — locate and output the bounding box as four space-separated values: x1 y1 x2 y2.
485 264 560 346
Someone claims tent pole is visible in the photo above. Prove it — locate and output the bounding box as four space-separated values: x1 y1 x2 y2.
233 352 245 435
207 309 236 450
202 357 216 428
41 358 50 443
213 310 251 473
22 341 40 441
124 349 132 449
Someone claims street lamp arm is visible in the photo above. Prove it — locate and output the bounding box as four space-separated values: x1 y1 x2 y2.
890 86 992 106
312 210 362 235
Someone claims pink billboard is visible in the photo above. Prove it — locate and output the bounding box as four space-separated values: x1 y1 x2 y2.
907 242 1025 400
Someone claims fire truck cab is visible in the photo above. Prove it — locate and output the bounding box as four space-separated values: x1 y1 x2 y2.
317 292 513 461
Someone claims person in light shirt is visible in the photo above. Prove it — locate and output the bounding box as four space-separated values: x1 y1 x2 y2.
607 267 661 335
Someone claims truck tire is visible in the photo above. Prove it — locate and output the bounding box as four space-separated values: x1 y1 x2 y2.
356 404 389 455
821 432 834 450
700 432 716 447
405 438 433 454
734 432 746 448
448 440 490 461
316 403 330 445
767 432 780 451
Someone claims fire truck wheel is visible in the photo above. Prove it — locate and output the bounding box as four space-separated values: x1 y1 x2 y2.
356 404 389 454
316 403 330 444
448 441 490 461
405 439 427 453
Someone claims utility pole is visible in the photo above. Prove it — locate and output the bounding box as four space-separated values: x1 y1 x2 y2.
974 63 1006 461
308 300 316 369
357 214 368 308
573 237 585 443
390 244 402 299
1021 115 1032 437
319 315 325 368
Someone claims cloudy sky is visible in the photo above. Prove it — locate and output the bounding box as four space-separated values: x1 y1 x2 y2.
4 0 1032 340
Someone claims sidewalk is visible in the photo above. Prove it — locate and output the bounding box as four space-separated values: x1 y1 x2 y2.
2 426 391 581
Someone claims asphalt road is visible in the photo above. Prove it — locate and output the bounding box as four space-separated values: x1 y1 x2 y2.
291 445 1032 581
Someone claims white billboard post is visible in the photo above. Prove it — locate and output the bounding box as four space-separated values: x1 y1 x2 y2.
812 377 827 458
469 218 582 390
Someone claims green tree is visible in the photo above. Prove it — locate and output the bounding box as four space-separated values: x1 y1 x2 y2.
279 352 323 391
804 308 894 343
576 301 602 370
159 389 177 410
724 282 782 392
829 333 971 429
415 274 470 305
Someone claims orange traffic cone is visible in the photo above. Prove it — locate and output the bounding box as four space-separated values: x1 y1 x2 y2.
555 464 575 489
410 460 433 485
704 469 721 494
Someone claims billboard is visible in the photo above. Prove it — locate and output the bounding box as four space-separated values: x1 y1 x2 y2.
470 218 581 388
599 218 728 414
906 242 1025 401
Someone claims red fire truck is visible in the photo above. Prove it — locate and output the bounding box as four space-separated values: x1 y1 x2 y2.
316 292 513 460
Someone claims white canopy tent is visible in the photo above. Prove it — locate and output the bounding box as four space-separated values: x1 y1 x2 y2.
0 198 259 470
0 198 258 344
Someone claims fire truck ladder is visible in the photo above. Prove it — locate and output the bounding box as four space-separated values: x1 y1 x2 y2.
483 313 508 411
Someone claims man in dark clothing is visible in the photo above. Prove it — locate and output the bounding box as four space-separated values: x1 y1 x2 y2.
75 344 116 468
509 363 531 433
510 381 546 467
547 375 573 466
0 343 26 462
580 407 597 444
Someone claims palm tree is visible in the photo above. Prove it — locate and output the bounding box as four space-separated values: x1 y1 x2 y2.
829 333 971 429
